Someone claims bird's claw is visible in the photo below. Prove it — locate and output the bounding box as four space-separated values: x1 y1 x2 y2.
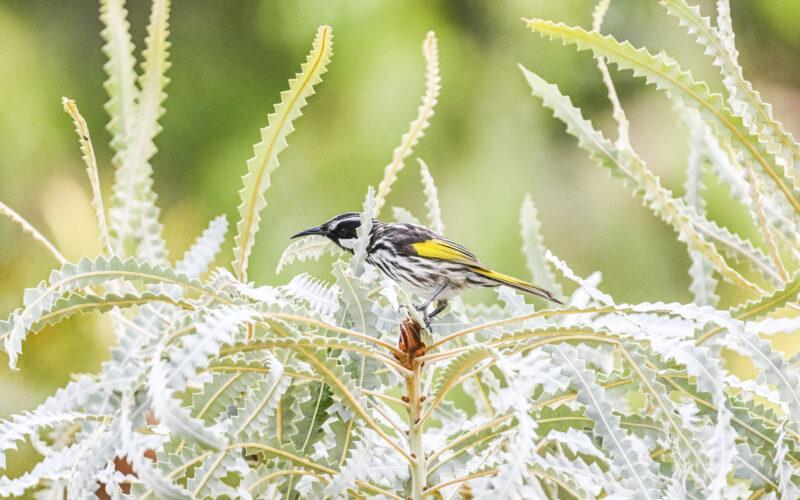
413 303 432 329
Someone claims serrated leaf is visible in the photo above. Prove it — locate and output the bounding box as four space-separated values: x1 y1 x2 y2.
728 270 800 322
149 344 225 450
524 19 800 218
332 261 379 336
683 111 720 306
186 356 291 496
227 353 291 440
621 345 721 491
417 158 445 235
280 274 340 316
108 0 170 263
191 367 261 425
350 186 375 276
1 256 226 369
0 444 80 497
487 412 544 498
62 98 113 255
391 206 422 225
662 0 800 192
0 411 103 469
521 65 761 294
289 382 333 454
148 307 258 449
99 0 137 161
733 443 777 489
66 418 121 498
233 26 333 280
287 346 407 460
547 344 660 498
374 31 440 216
431 347 495 412
176 215 228 279
323 427 372 497
535 450 623 498
519 194 562 298
19 290 191 339
279 273 340 319
276 235 344 274
776 420 800 498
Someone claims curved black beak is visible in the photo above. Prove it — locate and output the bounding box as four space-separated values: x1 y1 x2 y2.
291 226 325 239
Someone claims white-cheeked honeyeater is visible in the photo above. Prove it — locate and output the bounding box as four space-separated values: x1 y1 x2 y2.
292 212 563 326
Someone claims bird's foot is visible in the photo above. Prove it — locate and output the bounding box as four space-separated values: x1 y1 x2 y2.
412 303 433 330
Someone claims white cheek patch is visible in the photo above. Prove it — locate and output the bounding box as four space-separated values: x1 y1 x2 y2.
339 238 357 250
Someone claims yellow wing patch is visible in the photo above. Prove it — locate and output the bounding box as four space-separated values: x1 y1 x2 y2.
411 239 481 266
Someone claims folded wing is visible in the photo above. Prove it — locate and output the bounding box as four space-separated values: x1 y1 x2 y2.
410 238 563 305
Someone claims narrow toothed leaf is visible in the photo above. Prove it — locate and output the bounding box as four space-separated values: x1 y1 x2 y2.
0 444 81 497
374 32 440 216
14 291 191 339
431 347 495 411
621 345 723 491
776 420 800 498
521 66 760 294
1 256 227 369
683 111 719 306
662 0 800 192
150 352 226 450
279 273 340 319
333 261 379 336
148 307 258 449
99 0 137 159
733 443 776 489
519 194 562 298
185 356 291 495
191 367 262 425
417 158 445 235
728 270 800 322
176 215 228 279
524 19 800 217
62 98 113 255
233 26 333 280
547 345 661 498
0 412 104 469
350 186 375 276
391 206 422 225
323 427 372 498
108 0 171 263
276 235 344 274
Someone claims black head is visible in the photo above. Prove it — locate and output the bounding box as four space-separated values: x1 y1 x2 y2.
291 212 364 251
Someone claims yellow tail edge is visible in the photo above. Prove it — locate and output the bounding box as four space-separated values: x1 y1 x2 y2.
473 267 564 305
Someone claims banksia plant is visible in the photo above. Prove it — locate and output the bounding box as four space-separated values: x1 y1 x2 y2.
2 0 800 498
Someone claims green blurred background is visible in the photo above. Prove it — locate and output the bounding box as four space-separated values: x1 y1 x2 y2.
1 0 799 472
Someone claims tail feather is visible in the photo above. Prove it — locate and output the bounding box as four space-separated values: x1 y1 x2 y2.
472 267 564 305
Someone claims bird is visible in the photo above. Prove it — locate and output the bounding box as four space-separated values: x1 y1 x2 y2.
292 212 563 327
